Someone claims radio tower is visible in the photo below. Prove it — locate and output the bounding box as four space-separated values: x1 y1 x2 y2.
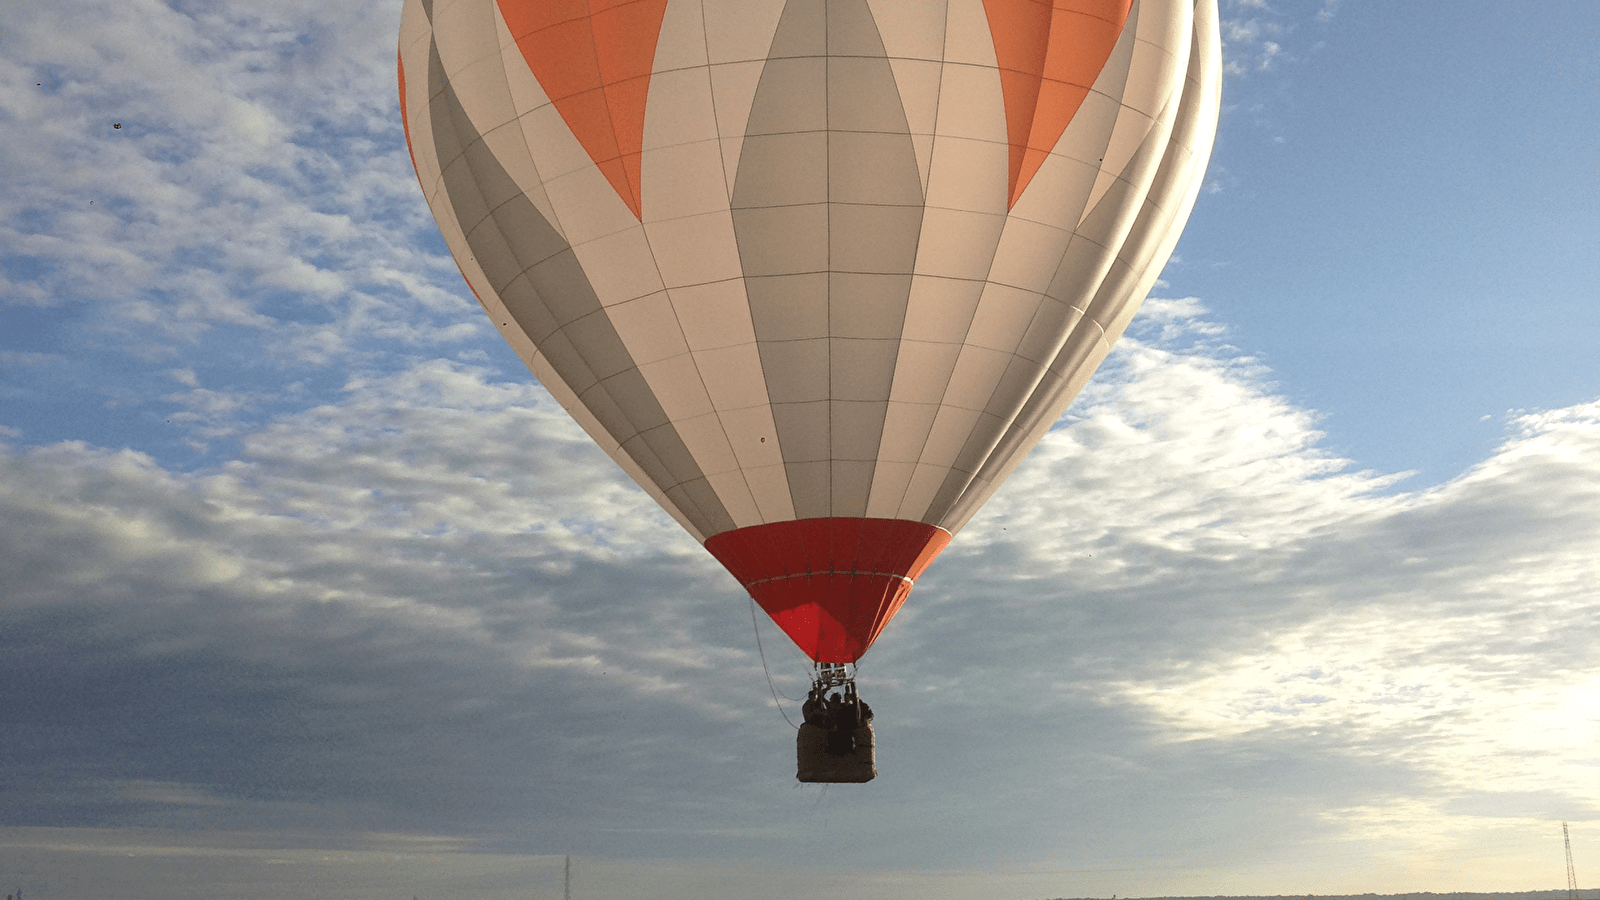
1565 822 1579 900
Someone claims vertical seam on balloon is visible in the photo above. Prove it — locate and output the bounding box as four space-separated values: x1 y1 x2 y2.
849 0 925 531
878 0 954 523
691 0 778 530
823 0 835 521
894 28 1019 524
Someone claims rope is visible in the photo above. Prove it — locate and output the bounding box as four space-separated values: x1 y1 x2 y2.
750 596 800 730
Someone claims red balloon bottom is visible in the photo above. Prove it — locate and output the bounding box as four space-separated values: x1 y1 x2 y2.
705 518 952 663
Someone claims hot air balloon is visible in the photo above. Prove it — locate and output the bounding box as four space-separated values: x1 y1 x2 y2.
400 0 1220 779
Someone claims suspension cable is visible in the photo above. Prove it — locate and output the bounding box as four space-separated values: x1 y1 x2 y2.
749 596 800 730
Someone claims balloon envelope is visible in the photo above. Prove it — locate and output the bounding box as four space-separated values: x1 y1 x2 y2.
400 0 1221 663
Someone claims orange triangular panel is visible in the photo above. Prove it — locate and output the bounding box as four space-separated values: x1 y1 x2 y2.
983 0 1132 208
497 0 670 220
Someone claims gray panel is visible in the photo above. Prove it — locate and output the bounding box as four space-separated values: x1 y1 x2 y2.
462 211 518 290
829 273 911 339
735 0 924 517
418 0 432 23
767 0 826 59
771 400 830 461
747 273 829 341
827 131 925 206
529 250 605 327
785 460 831 520
537 331 599 395
459 125 526 218
600 368 671 432
824 0 888 57
577 381 635 445
427 51 732 535
830 204 922 274
497 274 560 343
734 133 828 205
730 205 829 276
830 460 875 519
826 58 909 135
832 399 889 459
741 59 826 135
829 338 896 401
757 339 829 403
563 310 636 380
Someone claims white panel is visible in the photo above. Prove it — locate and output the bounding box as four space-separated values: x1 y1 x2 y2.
706 470 763 528
446 53 520 141
742 461 797 523
1008 146 1098 233
606 291 690 366
939 345 1010 411
517 102 601 187
910 133 935 195
900 275 983 344
701 0 787 64
545 165 644 247
646 210 743 289
1015 297 1085 364
693 343 770 410
1124 34 1181 120
718 405 787 469
940 0 999 68
670 280 757 351
875 401 940 462
965 283 1042 354
642 67 720 151
571 225 665 306
641 143 729 224
1135 0 1192 67
886 339 962 404
1051 88 1121 169
638 353 715 420
864 459 916 518
896 461 954 522
917 405 982 469
654 0 712 72
887 58 944 191
923 136 1009 213
987 216 1074 295
929 61 1006 145
1082 1 1188 223
868 0 949 62
398 1 433 63
431 0 503 75
708 60 765 192
913 208 1005 281
675 411 741 476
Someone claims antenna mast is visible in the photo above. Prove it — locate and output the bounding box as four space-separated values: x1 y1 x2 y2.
1565 822 1579 900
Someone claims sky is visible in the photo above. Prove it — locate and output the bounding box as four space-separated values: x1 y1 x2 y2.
2 1 1598 899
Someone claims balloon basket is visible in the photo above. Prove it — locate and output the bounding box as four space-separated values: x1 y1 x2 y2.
797 663 876 783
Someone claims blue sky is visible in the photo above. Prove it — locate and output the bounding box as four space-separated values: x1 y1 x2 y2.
2 2 1598 899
